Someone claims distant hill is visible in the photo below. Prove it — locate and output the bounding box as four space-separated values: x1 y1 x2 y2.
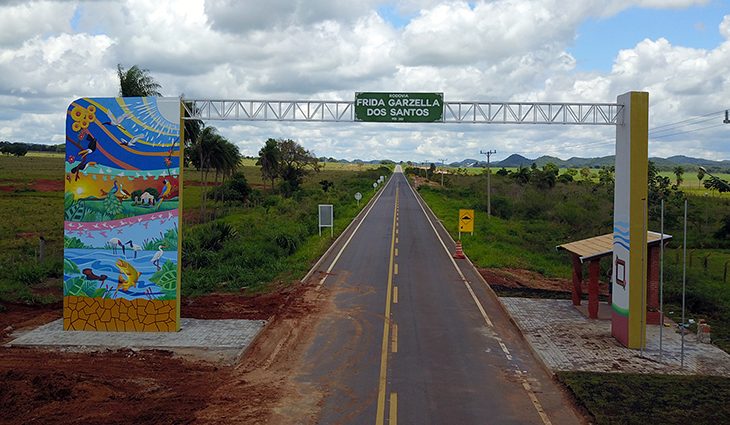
497 154 533 167
323 154 729 172
481 154 730 171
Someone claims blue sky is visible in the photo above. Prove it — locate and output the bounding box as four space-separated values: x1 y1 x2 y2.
571 1 728 71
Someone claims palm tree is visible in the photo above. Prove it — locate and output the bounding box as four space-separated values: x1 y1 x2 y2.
673 165 684 187
210 139 242 201
187 126 243 216
117 64 162 97
188 126 222 218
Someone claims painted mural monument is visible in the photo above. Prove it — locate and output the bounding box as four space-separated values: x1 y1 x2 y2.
63 97 182 332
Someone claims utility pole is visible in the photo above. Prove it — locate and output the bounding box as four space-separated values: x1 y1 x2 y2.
480 149 497 218
438 158 447 186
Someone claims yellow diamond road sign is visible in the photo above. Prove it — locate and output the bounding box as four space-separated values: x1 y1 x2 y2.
459 209 474 233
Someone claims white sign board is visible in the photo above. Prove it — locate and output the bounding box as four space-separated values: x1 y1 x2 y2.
318 204 334 237
373 182 378 189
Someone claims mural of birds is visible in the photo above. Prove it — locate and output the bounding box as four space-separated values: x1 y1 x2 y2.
108 237 125 255
78 132 98 159
126 240 142 258
151 245 166 270
120 135 142 147
101 110 131 129
159 179 171 201
108 181 131 199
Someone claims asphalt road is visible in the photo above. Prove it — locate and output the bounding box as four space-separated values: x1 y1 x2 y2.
301 166 582 425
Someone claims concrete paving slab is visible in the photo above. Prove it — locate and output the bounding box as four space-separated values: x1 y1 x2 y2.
501 297 730 376
5 318 266 365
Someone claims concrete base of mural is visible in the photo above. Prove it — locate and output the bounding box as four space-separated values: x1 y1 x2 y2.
63 296 178 332
9 318 266 365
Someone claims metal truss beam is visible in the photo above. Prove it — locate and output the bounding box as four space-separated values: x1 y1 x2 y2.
182 99 624 125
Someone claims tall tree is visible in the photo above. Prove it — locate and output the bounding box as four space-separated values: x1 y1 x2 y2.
672 165 685 187
697 167 706 189
256 138 281 190
188 126 226 218
117 64 162 97
276 139 319 195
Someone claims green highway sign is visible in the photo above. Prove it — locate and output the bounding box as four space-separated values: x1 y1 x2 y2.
355 92 444 123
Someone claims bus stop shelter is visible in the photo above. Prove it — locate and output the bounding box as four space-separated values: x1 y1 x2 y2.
557 231 671 321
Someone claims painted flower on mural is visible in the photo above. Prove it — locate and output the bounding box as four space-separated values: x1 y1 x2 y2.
70 105 97 132
67 155 75 164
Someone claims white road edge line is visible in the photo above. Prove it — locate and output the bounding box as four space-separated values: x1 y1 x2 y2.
403 177 494 328
405 176 554 425
316 174 394 290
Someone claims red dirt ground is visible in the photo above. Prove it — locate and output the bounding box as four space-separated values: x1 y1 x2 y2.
0 178 63 192
0 278 324 424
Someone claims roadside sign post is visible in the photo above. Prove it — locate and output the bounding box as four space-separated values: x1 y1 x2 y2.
354 192 362 207
319 204 334 237
458 209 475 240
373 182 378 191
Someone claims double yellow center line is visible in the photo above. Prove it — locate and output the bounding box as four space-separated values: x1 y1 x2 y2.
376 186 399 425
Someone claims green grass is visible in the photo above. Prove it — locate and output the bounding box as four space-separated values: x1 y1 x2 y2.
418 187 572 277
180 166 390 295
25 151 65 158
0 155 64 180
660 248 730 352
559 372 730 425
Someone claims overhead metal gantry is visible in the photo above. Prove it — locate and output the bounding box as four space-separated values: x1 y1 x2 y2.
181 99 624 125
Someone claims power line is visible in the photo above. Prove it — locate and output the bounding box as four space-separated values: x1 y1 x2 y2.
553 110 727 150
650 122 726 139
650 115 719 135
649 109 725 132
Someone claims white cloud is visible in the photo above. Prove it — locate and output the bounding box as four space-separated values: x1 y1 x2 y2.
0 0 727 162
205 0 382 33
0 1 73 46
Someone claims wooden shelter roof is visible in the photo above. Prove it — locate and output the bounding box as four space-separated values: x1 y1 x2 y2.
557 231 672 263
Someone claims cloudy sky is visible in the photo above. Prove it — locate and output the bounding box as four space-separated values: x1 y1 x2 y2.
1 0 729 162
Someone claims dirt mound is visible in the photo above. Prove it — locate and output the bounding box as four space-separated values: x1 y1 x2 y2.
479 267 609 296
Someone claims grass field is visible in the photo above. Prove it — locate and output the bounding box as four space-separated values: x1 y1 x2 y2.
418 187 573 277
0 156 65 303
559 372 730 425
180 161 388 295
25 151 64 158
